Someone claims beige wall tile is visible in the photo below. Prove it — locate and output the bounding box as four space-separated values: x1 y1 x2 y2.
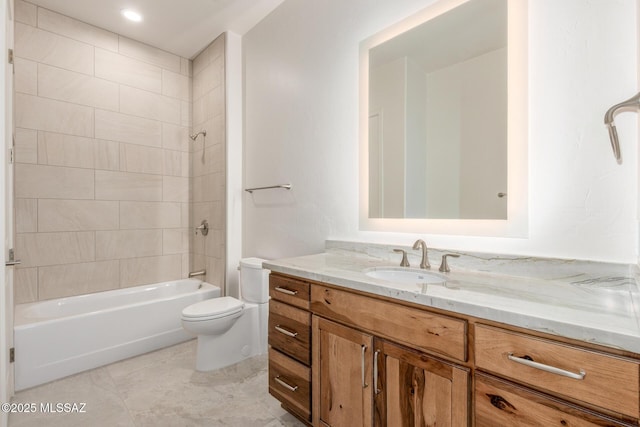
161 123 189 152
15 22 94 75
180 100 191 127
180 58 192 77
16 231 95 267
163 176 189 202
96 230 162 260
95 109 161 147
190 253 205 273
38 260 120 300
182 254 190 278
163 229 189 255
16 198 37 233
118 36 181 73
37 131 94 168
193 57 222 100
38 199 119 232
163 150 182 176
38 63 119 111
193 173 224 203
120 255 182 288
181 203 189 228
193 36 224 77
37 8 118 52
205 229 224 258
15 0 37 26
15 163 94 199
181 152 190 178
14 267 38 304
119 86 181 125
95 48 162 93
119 201 181 229
14 57 37 95
205 256 224 291
95 139 120 170
193 144 223 177
15 93 94 137
162 69 189 101
119 144 163 175
192 87 223 127
14 127 37 164
95 170 163 201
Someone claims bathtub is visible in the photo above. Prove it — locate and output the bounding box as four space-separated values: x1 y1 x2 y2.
14 278 220 390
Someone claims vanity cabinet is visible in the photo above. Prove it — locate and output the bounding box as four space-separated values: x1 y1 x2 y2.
267 272 640 427
268 274 312 423
474 324 640 425
311 317 469 427
311 284 470 427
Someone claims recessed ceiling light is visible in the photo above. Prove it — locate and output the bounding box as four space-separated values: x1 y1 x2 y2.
121 9 143 22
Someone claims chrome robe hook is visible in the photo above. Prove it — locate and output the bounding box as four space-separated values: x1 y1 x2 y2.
604 91 640 164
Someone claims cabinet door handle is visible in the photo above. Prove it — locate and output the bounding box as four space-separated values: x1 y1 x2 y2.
274 376 299 392
373 349 381 395
274 286 298 296
274 325 298 338
507 353 586 380
361 345 369 388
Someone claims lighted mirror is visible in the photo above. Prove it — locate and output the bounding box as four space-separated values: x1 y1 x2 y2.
359 0 528 236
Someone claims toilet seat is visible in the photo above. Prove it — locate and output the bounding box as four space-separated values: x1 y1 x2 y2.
182 296 244 321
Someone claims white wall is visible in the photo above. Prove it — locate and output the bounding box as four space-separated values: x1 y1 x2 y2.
244 0 639 263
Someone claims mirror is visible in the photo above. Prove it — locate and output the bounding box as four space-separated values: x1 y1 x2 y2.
359 0 528 236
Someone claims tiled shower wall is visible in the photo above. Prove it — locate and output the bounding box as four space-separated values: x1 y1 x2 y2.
190 36 226 294
12 1 194 302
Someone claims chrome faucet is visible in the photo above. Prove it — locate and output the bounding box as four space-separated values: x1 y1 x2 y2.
412 239 430 269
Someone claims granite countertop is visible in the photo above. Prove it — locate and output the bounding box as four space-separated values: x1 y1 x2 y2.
263 248 640 355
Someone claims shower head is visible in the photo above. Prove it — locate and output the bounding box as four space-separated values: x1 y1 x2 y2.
604 91 640 164
189 130 207 141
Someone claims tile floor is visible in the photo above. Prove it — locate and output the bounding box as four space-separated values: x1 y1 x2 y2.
9 340 305 427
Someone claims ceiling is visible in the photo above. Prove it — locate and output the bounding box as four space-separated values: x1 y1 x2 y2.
25 0 285 59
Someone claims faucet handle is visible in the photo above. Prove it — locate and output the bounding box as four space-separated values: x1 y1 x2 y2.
439 254 460 273
393 249 410 267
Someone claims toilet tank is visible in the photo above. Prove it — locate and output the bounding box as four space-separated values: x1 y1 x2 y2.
239 257 270 303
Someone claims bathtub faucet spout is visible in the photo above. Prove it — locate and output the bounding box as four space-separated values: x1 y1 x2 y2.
188 270 206 278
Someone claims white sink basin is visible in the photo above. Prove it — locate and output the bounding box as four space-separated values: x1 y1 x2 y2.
364 268 446 285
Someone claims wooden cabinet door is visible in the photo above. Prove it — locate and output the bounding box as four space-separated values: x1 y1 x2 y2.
374 339 469 427
313 316 374 427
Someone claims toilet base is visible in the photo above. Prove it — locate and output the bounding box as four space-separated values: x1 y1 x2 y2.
194 303 263 371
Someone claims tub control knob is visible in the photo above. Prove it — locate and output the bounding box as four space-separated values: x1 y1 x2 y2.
195 220 209 236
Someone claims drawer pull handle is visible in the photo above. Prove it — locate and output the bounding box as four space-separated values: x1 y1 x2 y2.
507 353 586 380
373 349 381 395
275 325 298 338
361 345 369 389
274 286 298 296
274 376 298 392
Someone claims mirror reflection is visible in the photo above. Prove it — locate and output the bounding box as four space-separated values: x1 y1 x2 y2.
368 0 507 220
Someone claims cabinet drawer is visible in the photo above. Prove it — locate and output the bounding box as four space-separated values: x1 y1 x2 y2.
475 373 633 427
269 300 311 365
475 324 640 419
269 348 311 422
311 285 467 361
269 274 310 309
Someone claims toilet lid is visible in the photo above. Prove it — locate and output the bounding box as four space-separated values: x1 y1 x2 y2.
182 296 244 319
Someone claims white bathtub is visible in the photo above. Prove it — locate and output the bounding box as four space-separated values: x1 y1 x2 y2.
14 278 220 390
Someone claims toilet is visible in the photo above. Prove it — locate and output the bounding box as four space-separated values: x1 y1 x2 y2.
181 257 270 371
